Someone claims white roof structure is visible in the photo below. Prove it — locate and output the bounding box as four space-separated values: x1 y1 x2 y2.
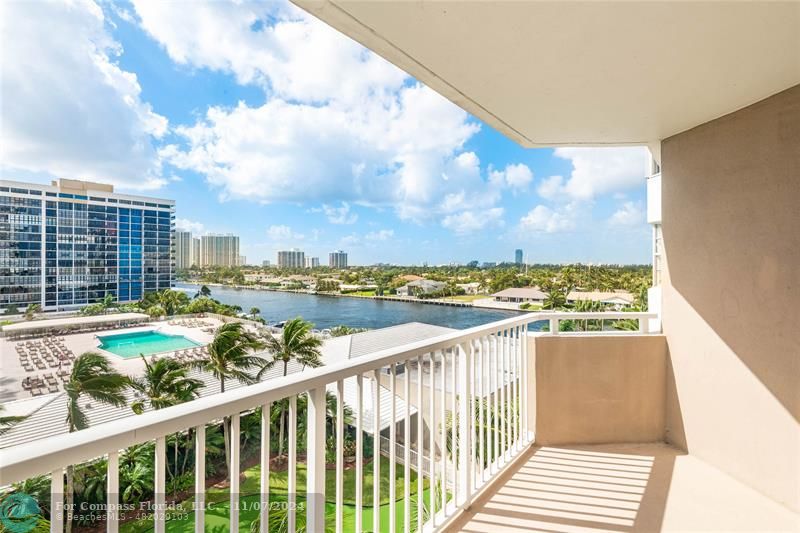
0 323 455 447
347 322 454 360
567 291 634 305
320 322 455 434
0 357 308 449
326 376 415 436
492 287 547 300
1 313 149 336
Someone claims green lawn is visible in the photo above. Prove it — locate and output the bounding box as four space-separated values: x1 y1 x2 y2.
449 294 490 302
345 290 376 297
120 456 433 533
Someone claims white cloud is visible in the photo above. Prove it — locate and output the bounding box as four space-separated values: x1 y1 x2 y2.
442 208 505 235
175 218 205 234
267 224 304 241
134 0 526 231
537 175 565 200
318 202 358 225
550 147 648 200
519 204 578 233
490 163 533 191
365 229 394 241
1 0 167 189
162 84 483 215
608 201 645 226
132 1 406 105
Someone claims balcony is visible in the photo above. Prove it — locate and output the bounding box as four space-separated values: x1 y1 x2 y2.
1 311 796 532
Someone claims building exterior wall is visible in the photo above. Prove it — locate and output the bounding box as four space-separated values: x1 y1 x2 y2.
661 85 800 511
0 179 174 311
192 238 200 267
200 234 239 267
277 249 305 268
175 231 192 270
530 335 667 445
329 250 348 268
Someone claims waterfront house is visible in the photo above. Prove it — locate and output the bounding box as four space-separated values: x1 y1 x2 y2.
456 282 481 295
567 290 635 309
492 287 547 304
243 273 282 284
396 279 447 297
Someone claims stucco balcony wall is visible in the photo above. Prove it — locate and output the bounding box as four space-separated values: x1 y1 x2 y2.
528 334 668 446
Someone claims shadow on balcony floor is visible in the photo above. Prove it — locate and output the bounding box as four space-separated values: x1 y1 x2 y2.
448 443 799 532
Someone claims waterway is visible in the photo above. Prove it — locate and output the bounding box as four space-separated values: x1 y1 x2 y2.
175 283 539 330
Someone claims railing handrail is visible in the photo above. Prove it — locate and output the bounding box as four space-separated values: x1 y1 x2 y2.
0 311 655 484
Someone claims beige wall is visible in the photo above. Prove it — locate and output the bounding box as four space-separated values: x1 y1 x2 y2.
532 335 667 445
661 85 800 511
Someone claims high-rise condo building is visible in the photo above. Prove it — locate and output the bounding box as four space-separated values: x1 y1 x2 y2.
0 178 174 312
192 238 200 268
515 248 523 264
199 234 239 267
305 256 320 268
175 231 193 270
238 255 247 266
277 248 305 268
329 250 348 268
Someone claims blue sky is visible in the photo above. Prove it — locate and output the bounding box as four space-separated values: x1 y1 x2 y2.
1 0 651 266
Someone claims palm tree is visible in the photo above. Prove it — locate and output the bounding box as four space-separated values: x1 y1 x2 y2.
121 462 154 504
24 303 41 321
258 318 323 458
0 404 27 435
157 289 185 316
329 325 367 337
147 304 166 319
130 356 204 489
249 307 260 320
63 352 129 533
101 293 115 311
131 356 203 413
543 288 566 310
189 322 266 479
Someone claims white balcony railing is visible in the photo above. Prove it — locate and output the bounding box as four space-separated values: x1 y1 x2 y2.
0 311 655 533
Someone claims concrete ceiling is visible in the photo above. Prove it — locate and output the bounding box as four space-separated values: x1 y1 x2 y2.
293 1 800 147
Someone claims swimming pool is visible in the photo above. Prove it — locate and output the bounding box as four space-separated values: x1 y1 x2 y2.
97 330 202 359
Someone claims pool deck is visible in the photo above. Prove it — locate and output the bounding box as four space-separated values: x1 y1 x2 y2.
0 318 223 403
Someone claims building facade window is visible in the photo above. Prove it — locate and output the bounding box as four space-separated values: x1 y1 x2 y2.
0 180 174 312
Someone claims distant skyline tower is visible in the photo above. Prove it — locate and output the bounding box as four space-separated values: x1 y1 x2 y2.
329 250 348 269
175 231 192 270
192 238 200 267
515 248 523 265
277 248 305 268
200 234 240 267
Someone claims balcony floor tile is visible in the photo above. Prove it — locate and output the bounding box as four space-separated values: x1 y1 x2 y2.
448 443 799 532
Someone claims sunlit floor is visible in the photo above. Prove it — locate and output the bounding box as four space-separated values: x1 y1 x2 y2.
448 443 799 533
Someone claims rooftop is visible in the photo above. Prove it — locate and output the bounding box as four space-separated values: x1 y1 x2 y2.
1 313 149 335
492 287 547 300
